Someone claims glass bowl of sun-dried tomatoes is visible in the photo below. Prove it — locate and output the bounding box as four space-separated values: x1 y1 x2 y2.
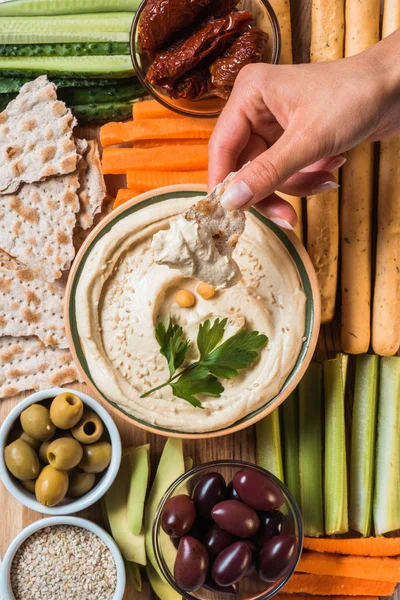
130 0 281 118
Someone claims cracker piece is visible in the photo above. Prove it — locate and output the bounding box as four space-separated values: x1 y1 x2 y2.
0 75 78 194
184 171 245 256
0 250 67 348
0 336 81 399
74 194 114 253
0 171 80 281
77 140 106 230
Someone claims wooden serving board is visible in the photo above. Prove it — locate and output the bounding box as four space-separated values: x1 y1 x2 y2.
0 1 399 599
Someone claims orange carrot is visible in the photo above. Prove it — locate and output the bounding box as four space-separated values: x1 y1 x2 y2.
100 118 216 147
303 537 400 557
283 574 396 596
102 145 208 174
113 188 141 208
297 552 400 582
278 595 378 600
133 100 184 120
134 139 209 149
126 170 208 192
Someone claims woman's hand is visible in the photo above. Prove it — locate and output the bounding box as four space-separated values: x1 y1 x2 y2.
209 30 400 227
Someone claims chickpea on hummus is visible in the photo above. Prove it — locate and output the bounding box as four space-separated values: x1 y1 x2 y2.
75 198 306 433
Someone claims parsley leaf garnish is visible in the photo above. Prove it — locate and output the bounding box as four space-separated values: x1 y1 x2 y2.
141 317 268 408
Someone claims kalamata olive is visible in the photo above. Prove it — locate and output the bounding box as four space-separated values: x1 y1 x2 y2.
170 518 205 547
255 510 284 546
204 578 237 595
233 467 284 511
193 472 226 518
161 494 196 537
211 500 260 538
257 535 297 582
203 522 235 557
243 540 256 574
174 536 209 592
212 541 252 587
226 481 240 501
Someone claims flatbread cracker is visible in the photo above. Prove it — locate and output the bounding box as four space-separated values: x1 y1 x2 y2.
184 171 246 255
77 140 106 230
0 75 78 194
0 171 80 281
0 336 81 399
0 251 67 348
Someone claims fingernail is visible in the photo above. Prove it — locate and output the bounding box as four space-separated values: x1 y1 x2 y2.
220 181 253 210
269 217 295 231
312 181 340 194
325 156 347 171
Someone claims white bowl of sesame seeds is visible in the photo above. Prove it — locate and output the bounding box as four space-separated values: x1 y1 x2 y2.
0 516 126 600
0 387 122 515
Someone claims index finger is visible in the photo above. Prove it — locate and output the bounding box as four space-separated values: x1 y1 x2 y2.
208 94 252 190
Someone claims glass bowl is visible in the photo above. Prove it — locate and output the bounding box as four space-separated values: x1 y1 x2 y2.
130 0 281 118
152 459 303 600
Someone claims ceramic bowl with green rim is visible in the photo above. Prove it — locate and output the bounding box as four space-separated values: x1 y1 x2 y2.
65 185 320 439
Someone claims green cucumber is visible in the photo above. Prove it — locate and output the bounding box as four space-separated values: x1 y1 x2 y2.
59 82 145 105
0 31 130 44
71 101 138 124
0 76 138 93
0 0 141 16
0 94 13 111
0 13 133 35
0 55 134 78
0 42 130 57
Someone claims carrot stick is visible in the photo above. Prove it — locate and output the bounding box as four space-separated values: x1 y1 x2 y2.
297 552 400 582
278 595 378 600
371 0 400 355
102 145 208 174
303 537 400 556
341 0 380 353
283 573 396 596
134 139 209 149
133 100 184 120
100 118 216 147
126 170 208 192
113 188 141 208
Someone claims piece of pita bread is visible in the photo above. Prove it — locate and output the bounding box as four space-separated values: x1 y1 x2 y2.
0 171 80 281
76 140 106 230
0 336 81 399
184 171 246 255
0 250 67 348
0 75 78 195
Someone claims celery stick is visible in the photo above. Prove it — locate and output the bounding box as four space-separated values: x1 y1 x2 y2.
256 408 284 481
324 356 349 534
373 356 400 535
282 390 300 504
299 363 324 536
0 0 141 16
349 354 378 536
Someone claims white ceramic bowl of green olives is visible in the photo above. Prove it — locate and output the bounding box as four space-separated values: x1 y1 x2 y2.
0 388 122 515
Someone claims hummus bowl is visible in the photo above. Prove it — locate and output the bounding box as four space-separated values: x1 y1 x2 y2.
65 185 320 439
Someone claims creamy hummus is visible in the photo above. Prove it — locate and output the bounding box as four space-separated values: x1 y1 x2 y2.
76 198 306 433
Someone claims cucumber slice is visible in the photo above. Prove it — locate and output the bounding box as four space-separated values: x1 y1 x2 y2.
0 94 13 111
71 101 138 124
0 76 138 93
0 55 134 78
0 31 130 44
0 0 141 16
0 13 133 35
0 42 130 57
59 82 145 105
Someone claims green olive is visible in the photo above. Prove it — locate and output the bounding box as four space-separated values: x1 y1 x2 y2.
38 440 51 464
20 432 41 451
47 438 83 471
4 439 40 481
79 441 112 474
71 410 104 444
67 472 96 498
20 404 56 442
21 478 37 493
35 465 68 507
50 392 84 430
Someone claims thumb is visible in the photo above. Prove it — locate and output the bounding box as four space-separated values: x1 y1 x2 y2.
220 126 319 209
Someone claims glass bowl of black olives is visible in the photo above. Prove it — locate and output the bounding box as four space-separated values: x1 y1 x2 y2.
153 460 303 600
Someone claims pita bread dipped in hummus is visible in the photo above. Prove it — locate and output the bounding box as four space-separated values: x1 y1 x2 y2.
75 178 307 432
